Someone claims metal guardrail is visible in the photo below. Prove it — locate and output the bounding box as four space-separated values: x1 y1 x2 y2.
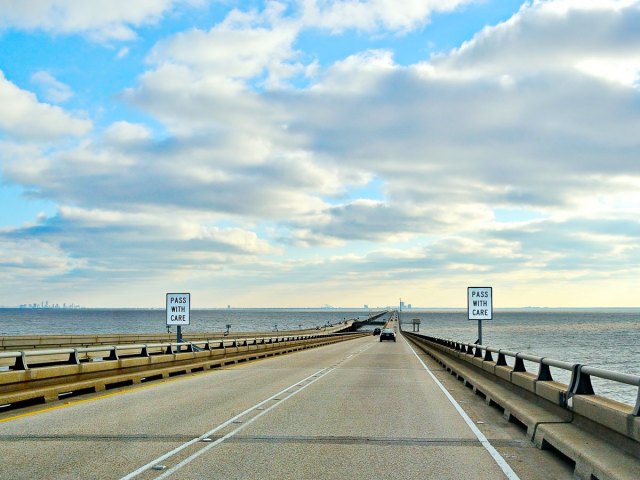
0 322 358 351
0 332 367 412
0 334 330 371
417 335 640 416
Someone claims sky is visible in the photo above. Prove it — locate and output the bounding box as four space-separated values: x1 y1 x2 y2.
0 0 639 309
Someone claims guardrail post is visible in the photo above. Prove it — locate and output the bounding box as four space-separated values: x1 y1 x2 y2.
165 344 174 354
567 364 594 396
14 352 29 370
106 348 119 361
496 351 508 367
409 333 640 419
141 345 150 357
537 358 553 381
68 349 80 365
513 354 526 372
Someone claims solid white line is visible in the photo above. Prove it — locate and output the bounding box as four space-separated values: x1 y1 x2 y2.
119 367 330 480
404 338 521 480
152 365 339 479
122 341 373 480
153 342 374 479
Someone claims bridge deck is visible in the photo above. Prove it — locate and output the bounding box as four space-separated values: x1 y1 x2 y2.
0 327 573 479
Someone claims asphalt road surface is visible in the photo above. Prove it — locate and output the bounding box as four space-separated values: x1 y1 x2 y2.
0 327 574 479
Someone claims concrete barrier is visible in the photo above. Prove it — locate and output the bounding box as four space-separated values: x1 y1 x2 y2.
0 332 366 412
0 321 357 352
403 330 640 480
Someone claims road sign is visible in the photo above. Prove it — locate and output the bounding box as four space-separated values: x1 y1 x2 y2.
166 293 190 326
468 287 492 320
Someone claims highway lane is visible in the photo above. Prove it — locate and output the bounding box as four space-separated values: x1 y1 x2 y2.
0 328 573 479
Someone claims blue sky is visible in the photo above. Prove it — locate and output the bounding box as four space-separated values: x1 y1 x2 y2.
1 0 640 308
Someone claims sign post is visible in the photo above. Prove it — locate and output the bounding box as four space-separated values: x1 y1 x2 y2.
467 287 492 345
166 293 191 348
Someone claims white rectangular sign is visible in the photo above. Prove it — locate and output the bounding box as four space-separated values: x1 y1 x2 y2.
166 293 190 325
468 287 492 320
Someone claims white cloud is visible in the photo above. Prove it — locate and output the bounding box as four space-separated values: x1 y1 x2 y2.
103 121 153 145
0 0 202 41
112 0 640 249
429 0 640 87
116 47 130 59
310 49 397 93
0 71 91 141
4 0 640 307
0 235 81 279
575 58 640 87
147 3 306 88
0 205 279 286
30 70 73 103
300 0 477 33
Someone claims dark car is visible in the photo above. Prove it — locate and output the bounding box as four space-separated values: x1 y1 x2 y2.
379 328 396 342
373 328 382 336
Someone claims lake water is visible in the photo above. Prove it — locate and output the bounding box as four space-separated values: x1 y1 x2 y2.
1 308 638 405
402 309 640 406
0 308 364 336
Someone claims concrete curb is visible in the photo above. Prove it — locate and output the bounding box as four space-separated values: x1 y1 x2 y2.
404 332 640 480
0 333 367 412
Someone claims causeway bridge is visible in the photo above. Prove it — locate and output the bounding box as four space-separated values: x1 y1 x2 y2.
1 311 639 479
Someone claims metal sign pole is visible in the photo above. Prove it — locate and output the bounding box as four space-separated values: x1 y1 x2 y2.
468 287 491 346
166 293 190 353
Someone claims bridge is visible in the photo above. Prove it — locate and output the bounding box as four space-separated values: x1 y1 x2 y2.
349 310 390 329
0 312 638 479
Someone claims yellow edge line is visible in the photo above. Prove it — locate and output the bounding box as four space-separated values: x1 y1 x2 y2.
0 364 244 424
0 338 356 424
0 341 334 424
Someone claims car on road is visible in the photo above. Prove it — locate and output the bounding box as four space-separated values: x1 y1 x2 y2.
373 328 381 336
379 328 396 342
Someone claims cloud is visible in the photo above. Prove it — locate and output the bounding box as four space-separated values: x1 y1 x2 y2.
1 206 278 278
79 1 640 244
430 0 640 87
30 70 73 103
116 47 130 59
4 0 640 307
0 0 201 41
146 3 308 89
102 121 153 145
2 118 352 226
0 71 91 141
299 0 478 33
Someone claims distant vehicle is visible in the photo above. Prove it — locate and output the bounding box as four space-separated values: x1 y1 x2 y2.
373 328 381 336
380 328 396 342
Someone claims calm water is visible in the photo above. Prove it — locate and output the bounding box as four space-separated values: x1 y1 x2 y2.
1 308 638 405
399 309 640 405
0 308 364 336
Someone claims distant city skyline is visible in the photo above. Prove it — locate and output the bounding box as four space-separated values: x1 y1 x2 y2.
18 302 81 309
1 1 640 308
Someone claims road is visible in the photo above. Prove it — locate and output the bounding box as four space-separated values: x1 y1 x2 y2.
0 326 574 479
